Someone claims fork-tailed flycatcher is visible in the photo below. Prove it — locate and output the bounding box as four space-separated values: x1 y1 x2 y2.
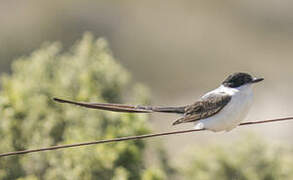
53 72 263 132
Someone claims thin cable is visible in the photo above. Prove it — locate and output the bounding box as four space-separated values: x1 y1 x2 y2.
1 116 293 158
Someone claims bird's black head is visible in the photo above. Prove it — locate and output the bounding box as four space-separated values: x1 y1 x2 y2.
222 72 264 88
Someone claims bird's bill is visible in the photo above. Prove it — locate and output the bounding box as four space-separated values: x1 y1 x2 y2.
251 78 264 84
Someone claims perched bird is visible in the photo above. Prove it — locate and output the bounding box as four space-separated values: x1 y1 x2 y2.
53 72 263 132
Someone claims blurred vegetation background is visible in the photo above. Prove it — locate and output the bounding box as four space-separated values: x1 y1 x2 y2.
1 0 293 179
0 34 165 179
181 135 293 180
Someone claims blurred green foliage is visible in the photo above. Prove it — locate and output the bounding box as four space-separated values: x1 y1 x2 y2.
181 135 293 180
141 168 166 180
0 33 163 180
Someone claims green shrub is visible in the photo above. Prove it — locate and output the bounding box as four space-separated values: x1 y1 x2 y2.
181 135 293 180
0 33 159 180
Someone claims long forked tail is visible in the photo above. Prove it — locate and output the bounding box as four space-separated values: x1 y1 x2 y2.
53 98 186 114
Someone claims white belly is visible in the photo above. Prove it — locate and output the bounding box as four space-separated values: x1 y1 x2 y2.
194 85 253 132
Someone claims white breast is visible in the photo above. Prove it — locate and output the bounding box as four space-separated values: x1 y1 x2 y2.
195 85 253 132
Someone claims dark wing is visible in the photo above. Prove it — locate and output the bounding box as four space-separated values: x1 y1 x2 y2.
53 98 186 114
172 92 231 125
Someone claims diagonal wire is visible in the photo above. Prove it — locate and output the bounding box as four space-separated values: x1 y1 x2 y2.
1 116 293 158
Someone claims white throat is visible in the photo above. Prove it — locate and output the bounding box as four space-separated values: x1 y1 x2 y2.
217 84 253 96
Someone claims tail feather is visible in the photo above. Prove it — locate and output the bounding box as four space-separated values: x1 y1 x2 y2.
53 98 152 113
152 106 186 114
53 97 186 114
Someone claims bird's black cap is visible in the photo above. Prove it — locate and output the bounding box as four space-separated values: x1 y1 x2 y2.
223 72 263 88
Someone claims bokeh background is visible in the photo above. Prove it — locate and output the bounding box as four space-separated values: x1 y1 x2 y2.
1 0 293 179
